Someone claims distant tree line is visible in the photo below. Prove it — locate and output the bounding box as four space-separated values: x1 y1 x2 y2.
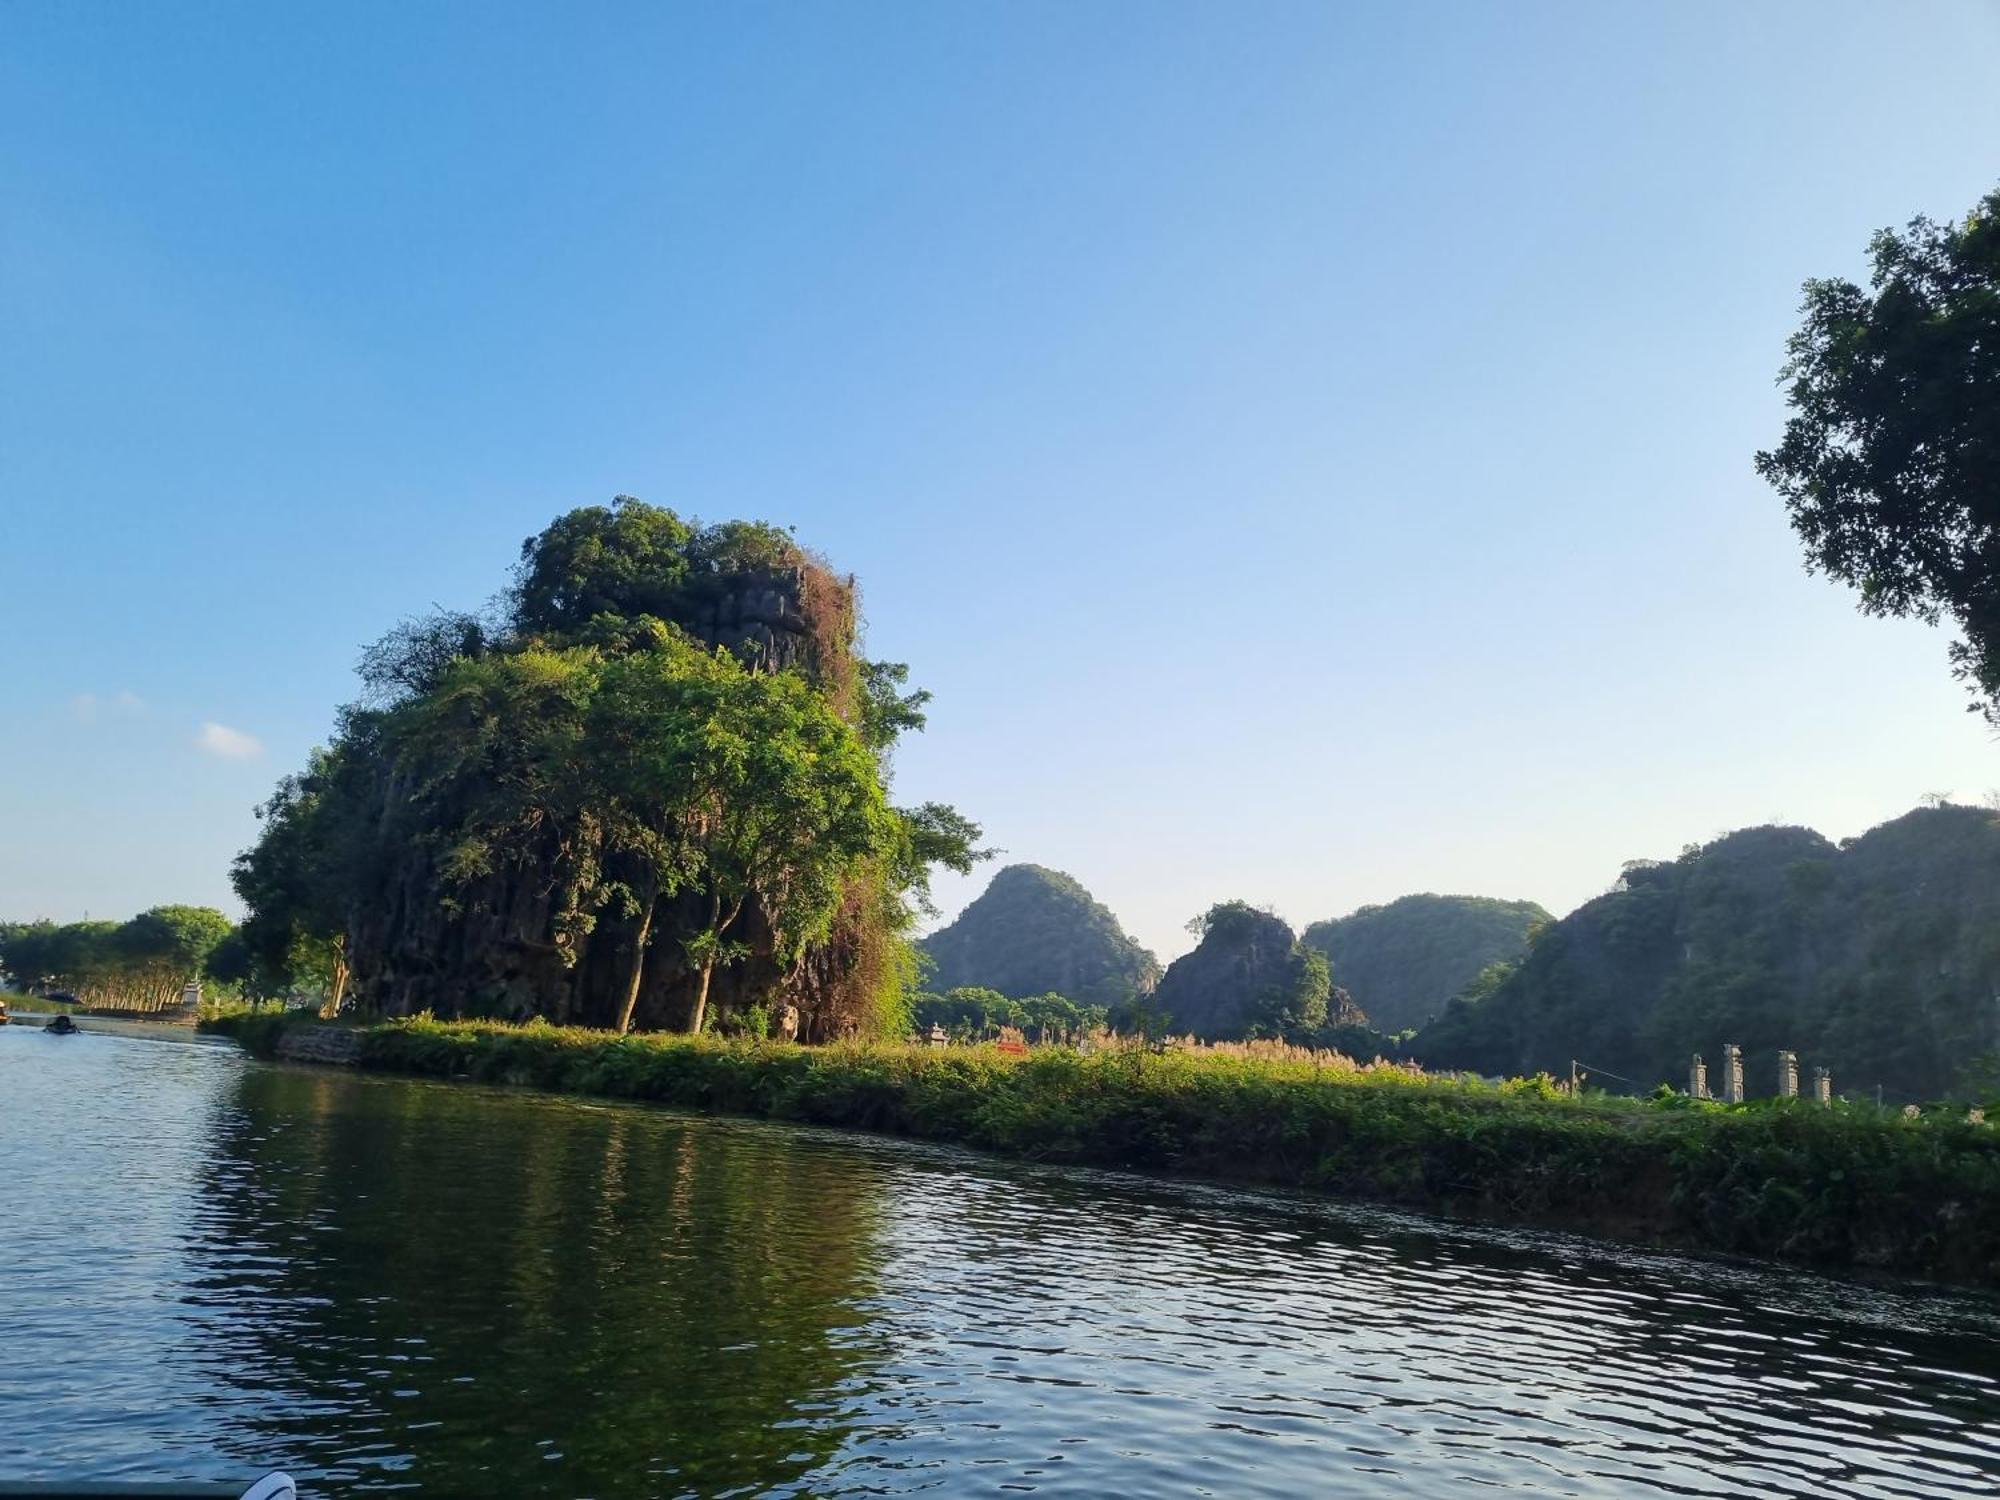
910 986 1108 1044
0 906 274 1012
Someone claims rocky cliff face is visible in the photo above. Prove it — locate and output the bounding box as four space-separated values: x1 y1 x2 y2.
919 865 1159 1007
347 844 851 1036
685 565 852 689
1152 903 1365 1040
344 550 880 1040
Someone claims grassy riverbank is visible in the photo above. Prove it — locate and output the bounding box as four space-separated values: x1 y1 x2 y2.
206 1013 2000 1285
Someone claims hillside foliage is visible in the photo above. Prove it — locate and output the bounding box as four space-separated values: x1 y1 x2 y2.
1302 894 1550 1035
917 864 1160 1009
1150 901 1366 1042
1413 805 2000 1100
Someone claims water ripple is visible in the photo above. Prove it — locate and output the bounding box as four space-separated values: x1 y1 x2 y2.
3 1026 1999 1497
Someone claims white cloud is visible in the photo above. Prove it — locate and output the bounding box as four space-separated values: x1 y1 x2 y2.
196 721 264 760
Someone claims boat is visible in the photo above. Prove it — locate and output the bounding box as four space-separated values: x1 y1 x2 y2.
0 1475 294 1498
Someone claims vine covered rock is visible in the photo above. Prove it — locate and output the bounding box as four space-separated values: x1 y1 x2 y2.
1152 902 1365 1040
231 498 981 1039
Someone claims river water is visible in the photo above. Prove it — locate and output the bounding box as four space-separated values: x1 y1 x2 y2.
3 1024 1999 1497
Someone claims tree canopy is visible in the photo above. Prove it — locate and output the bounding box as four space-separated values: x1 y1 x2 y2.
1 906 235 1011
1757 186 2000 720
230 497 982 1037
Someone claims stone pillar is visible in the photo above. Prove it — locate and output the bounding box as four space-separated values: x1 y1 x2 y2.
1689 1054 1708 1100
1722 1043 1744 1104
1777 1050 1798 1099
1812 1067 1831 1105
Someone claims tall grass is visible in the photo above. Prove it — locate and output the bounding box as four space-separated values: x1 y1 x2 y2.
204 1014 2000 1285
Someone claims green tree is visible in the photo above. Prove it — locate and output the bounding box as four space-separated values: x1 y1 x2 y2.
230 744 372 1016
0 920 54 991
510 497 696 636
1757 187 2000 720
40 921 120 999
114 905 234 1007
1251 947 1331 1038
358 610 489 703
589 645 897 1033
204 928 292 1008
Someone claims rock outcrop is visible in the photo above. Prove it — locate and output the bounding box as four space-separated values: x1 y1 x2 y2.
919 865 1159 1008
331 506 895 1040
1301 894 1549 1035
1152 903 1365 1040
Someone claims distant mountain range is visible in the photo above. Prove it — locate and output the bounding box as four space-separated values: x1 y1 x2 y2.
920 804 2000 1098
1412 805 2000 1100
921 867 1540 1043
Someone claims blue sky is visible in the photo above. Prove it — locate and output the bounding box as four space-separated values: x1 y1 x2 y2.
5 1 1999 962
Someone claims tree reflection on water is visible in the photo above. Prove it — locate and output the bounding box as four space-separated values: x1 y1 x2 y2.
178 1067 894 1495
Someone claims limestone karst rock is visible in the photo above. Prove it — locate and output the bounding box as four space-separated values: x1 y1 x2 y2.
1301 894 1549 1035
1152 903 1365 1040
919 864 1159 1009
1412 805 2000 1098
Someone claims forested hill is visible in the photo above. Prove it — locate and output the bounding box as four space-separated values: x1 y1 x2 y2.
1301 894 1550 1035
1153 902 1366 1041
1411 805 2000 1100
917 864 1160 1008
227 498 983 1040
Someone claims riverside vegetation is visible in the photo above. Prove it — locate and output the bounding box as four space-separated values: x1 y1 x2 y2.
207 1010 2000 1286
908 806 2000 1105
2 906 238 1013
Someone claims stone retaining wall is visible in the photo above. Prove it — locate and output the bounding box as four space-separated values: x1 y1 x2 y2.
276 1026 364 1065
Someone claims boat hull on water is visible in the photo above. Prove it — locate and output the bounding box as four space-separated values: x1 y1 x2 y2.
0 1476 293 1498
